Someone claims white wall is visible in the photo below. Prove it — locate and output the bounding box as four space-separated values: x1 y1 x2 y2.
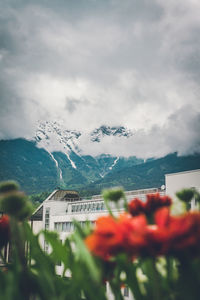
165 169 200 201
31 220 43 234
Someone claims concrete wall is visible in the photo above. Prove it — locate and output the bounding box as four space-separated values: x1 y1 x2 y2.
31 220 43 234
165 169 200 200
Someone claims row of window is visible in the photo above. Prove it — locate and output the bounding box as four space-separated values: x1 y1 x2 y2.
44 208 50 252
54 220 95 232
71 202 105 213
45 208 50 231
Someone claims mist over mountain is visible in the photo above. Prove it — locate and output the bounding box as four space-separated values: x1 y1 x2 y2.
35 121 134 154
0 122 200 195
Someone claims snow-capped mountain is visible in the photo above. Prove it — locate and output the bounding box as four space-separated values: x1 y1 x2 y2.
35 121 81 154
35 121 133 151
1 122 200 194
33 121 140 185
90 125 133 142
1 137 200 195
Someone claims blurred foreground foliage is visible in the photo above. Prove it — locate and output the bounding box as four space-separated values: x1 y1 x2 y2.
0 181 200 300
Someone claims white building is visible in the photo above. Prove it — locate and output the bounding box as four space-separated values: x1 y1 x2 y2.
31 187 165 246
31 187 164 300
31 169 200 299
165 169 200 209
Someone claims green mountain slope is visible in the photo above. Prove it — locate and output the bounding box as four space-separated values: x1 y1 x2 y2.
52 151 89 189
84 153 200 194
0 139 59 194
0 139 200 196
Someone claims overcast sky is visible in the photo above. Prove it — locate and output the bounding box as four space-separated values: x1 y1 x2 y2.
0 0 200 158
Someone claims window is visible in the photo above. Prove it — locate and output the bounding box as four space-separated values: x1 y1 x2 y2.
45 208 50 230
69 222 74 231
62 222 67 232
100 202 104 210
66 222 70 232
54 223 58 231
58 223 62 232
124 286 129 297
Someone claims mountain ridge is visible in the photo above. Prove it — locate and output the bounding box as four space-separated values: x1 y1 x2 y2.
0 137 200 195
84 152 200 194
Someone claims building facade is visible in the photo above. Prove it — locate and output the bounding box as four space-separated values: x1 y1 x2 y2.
165 169 200 209
31 187 165 300
31 169 200 299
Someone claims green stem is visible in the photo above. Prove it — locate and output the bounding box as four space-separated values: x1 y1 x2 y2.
110 281 124 300
126 267 145 300
0 251 7 265
123 195 128 212
104 199 114 217
166 257 174 288
10 218 30 299
178 257 200 300
143 258 161 300
118 258 144 300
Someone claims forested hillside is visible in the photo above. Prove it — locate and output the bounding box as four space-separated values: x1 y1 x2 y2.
0 138 200 196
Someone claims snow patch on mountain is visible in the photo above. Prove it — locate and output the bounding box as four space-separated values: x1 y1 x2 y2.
46 150 63 180
90 125 133 142
109 157 119 170
35 122 134 158
35 121 149 174
65 153 77 169
35 121 81 154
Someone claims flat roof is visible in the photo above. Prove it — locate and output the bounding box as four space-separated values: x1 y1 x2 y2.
31 189 80 220
165 169 200 177
49 190 79 201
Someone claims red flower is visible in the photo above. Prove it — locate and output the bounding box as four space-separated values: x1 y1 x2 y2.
145 193 172 215
128 198 145 216
85 214 148 260
149 208 200 256
146 208 171 255
0 215 10 248
86 203 200 260
128 194 172 218
119 213 148 256
85 215 125 259
167 212 200 256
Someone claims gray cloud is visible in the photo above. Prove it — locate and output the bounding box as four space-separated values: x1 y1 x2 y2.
79 106 200 158
65 97 90 113
0 0 200 156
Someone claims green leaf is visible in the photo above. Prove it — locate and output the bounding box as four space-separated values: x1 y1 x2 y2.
43 230 71 271
176 189 194 203
72 230 100 282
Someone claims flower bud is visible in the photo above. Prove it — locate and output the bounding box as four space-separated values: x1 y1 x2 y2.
176 189 194 203
0 191 33 220
102 187 125 203
0 181 19 194
18 200 33 221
